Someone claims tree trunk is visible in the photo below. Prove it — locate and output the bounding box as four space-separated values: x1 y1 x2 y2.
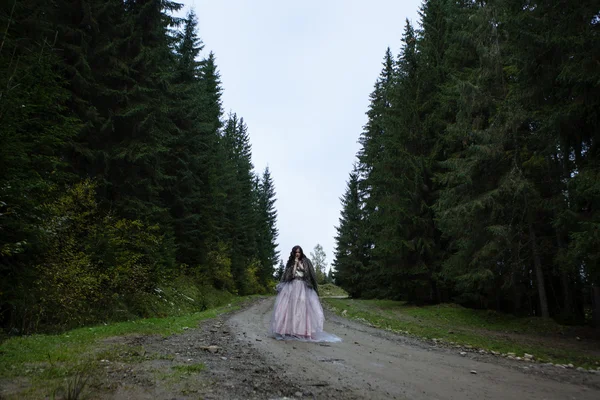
593 285 600 328
555 232 574 316
561 273 573 314
429 275 441 304
528 219 550 318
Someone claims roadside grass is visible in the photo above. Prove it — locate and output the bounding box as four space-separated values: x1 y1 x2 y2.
323 298 600 369
0 296 256 399
171 363 206 374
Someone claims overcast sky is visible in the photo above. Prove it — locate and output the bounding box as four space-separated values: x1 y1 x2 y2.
177 0 422 271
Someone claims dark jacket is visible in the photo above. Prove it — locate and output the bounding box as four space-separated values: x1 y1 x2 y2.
280 257 319 295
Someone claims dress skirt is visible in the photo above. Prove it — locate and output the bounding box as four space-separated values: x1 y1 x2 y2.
270 279 341 342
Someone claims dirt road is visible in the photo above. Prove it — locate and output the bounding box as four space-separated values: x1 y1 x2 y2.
6 297 598 399
229 297 600 400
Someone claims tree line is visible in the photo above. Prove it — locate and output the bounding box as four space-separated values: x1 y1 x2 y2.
0 0 278 333
333 0 600 326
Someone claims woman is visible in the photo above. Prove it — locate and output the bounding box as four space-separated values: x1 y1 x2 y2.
270 245 340 342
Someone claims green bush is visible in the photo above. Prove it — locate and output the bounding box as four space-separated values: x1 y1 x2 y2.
194 242 236 293
239 259 266 295
26 180 168 331
4 180 242 334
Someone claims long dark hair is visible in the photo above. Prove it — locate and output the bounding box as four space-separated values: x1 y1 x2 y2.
286 245 305 268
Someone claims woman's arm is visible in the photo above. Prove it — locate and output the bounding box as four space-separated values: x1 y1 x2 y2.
304 258 319 296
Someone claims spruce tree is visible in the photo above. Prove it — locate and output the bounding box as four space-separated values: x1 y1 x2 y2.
355 48 395 297
197 51 226 251
0 0 80 329
333 168 369 297
255 167 279 286
498 0 600 320
221 114 259 293
434 1 517 309
106 0 182 227
165 9 226 270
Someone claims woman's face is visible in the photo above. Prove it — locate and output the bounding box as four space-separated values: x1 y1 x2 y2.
294 248 302 259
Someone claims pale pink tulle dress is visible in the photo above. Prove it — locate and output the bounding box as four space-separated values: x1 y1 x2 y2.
270 279 341 342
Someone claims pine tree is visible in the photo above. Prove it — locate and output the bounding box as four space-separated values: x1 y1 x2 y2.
434 1 518 309
53 0 124 183
377 18 435 301
197 51 226 252
275 260 285 281
163 9 205 268
105 0 182 228
333 168 369 297
327 269 334 284
165 9 228 270
0 0 281 333
355 48 395 297
221 114 259 293
498 0 600 320
255 167 279 286
0 0 81 329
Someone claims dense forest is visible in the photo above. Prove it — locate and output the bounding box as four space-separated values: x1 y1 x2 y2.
0 0 279 334
333 0 600 326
